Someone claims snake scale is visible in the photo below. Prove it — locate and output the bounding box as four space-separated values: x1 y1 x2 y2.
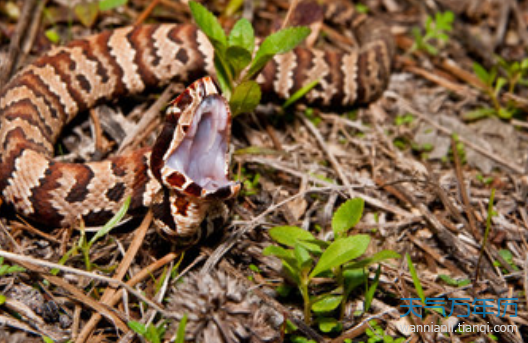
0 3 394 244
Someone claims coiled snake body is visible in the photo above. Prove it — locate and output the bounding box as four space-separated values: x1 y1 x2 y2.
0 5 394 244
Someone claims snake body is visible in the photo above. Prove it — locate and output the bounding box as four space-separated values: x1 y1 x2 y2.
0 6 394 242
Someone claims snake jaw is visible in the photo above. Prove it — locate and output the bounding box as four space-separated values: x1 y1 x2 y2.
151 77 240 201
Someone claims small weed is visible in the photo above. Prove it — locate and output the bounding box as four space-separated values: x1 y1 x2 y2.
497 56 528 93
234 167 260 196
466 62 518 120
53 197 131 273
128 320 168 343
438 274 471 287
476 173 494 185
394 113 415 126
0 257 25 306
360 320 405 343
411 11 454 55
264 198 400 327
189 1 309 116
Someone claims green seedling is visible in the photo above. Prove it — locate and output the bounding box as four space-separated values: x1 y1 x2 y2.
189 1 310 116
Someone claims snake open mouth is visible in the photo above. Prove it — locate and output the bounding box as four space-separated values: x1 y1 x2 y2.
165 94 231 192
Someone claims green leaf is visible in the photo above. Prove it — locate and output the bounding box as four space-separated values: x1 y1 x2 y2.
473 62 490 83
283 79 320 109
406 253 425 303
226 46 252 77
438 274 470 287
247 26 310 79
45 29 60 44
282 258 301 285
317 317 342 333
89 196 130 247
42 336 54 343
228 18 254 53
263 245 292 259
174 314 188 343
128 321 147 335
229 80 261 116
498 107 514 119
294 244 312 272
74 2 98 27
268 226 315 247
494 77 507 94
146 324 161 343
332 198 364 237
364 265 381 312
345 250 401 269
99 0 128 11
311 294 342 312
189 1 227 53
214 54 232 96
462 107 495 121
0 294 5 305
310 235 370 278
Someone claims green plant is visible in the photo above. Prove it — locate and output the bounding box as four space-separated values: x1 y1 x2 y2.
497 56 528 93
189 1 310 116
466 62 517 120
360 320 405 343
0 257 25 305
53 197 131 273
411 11 454 55
128 320 167 343
264 198 400 328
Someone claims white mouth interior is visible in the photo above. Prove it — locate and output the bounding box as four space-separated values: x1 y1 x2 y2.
165 95 230 191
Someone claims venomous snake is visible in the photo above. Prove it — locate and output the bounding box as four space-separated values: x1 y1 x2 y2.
0 3 394 245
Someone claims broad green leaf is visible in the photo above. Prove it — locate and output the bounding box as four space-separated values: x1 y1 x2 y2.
268 226 315 247
345 250 401 269
263 245 293 260
74 2 98 27
226 46 252 77
364 265 381 312
283 79 319 108
0 294 5 305
189 1 227 52
247 26 310 79
297 239 322 255
128 321 146 335
228 18 254 53
174 314 188 343
472 62 489 84
310 235 370 278
90 196 130 246
229 80 261 116
521 58 528 70
99 0 127 11
311 294 342 312
317 317 342 333
42 337 54 343
406 253 425 303
332 198 364 236
294 244 312 272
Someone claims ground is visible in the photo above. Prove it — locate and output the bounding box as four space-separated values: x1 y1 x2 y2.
0 0 527 342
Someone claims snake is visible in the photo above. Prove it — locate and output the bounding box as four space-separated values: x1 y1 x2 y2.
0 3 394 245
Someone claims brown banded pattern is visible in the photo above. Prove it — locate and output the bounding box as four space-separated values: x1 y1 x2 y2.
0 10 394 240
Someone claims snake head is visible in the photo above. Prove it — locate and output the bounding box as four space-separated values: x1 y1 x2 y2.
150 77 240 243
151 77 240 199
